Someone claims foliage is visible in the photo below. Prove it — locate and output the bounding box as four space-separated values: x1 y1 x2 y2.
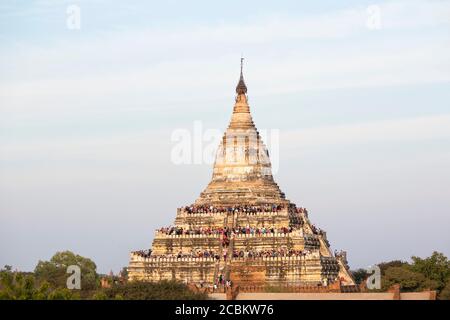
101 280 208 300
0 269 78 300
439 280 450 300
92 291 108 300
377 260 408 275
378 252 450 299
351 268 369 285
410 251 450 291
120 267 128 281
381 266 439 292
34 250 98 290
47 288 79 300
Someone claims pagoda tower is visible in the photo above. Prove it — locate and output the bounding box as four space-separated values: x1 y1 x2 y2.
128 60 355 289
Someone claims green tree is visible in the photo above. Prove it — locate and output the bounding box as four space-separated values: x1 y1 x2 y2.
410 251 450 290
378 260 407 275
92 291 108 300
34 251 98 290
351 268 369 285
33 281 51 300
0 270 79 300
382 266 439 292
48 288 77 300
0 268 15 299
1 273 35 300
120 267 128 281
439 280 450 300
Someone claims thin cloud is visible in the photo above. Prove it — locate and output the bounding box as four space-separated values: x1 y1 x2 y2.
282 114 450 149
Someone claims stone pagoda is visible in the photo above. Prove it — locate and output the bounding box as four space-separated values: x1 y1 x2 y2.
128 60 355 289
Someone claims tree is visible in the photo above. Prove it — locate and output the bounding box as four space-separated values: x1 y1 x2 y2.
47 288 78 300
378 260 407 275
382 266 439 292
411 251 450 290
351 268 369 285
120 267 128 282
375 252 450 297
2 265 12 272
439 280 450 300
33 281 51 300
34 251 98 291
0 270 78 300
92 291 108 300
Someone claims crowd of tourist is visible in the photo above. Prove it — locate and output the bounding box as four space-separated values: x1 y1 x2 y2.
157 226 224 236
310 224 324 236
229 248 311 259
230 225 292 235
289 214 304 226
295 207 308 215
135 249 220 260
182 204 286 214
135 203 325 261
134 247 315 260
334 250 347 258
157 225 294 236
175 250 219 259
212 274 233 291
132 249 152 258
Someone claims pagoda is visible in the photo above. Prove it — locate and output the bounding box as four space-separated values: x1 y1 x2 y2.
128 60 355 289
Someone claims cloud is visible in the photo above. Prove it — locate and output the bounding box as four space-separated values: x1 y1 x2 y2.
2 114 449 187
381 0 450 29
281 114 450 150
1 0 450 117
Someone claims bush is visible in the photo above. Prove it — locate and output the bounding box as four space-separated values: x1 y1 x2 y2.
438 280 450 300
102 280 208 300
0 270 78 300
351 268 369 285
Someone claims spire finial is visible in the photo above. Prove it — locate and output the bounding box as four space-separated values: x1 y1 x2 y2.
236 56 247 94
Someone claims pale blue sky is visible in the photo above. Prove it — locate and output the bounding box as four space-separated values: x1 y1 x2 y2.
0 0 449 274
